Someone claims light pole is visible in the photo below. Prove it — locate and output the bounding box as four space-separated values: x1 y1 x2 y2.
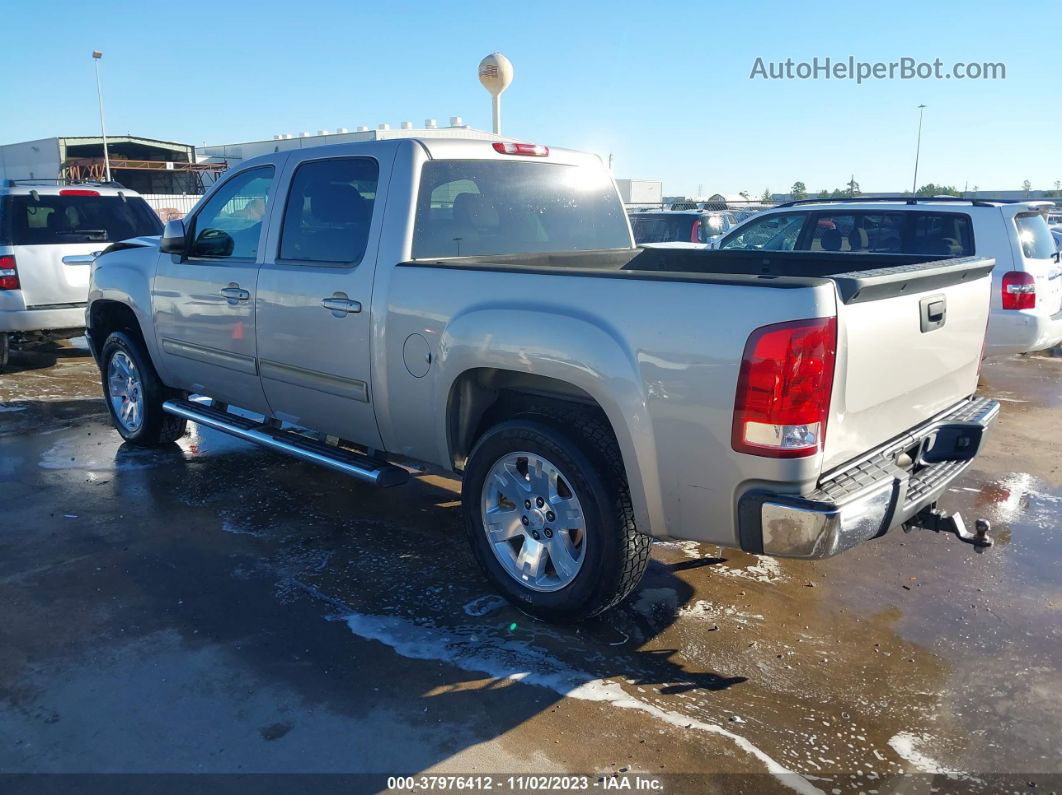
92 50 112 183
911 104 926 195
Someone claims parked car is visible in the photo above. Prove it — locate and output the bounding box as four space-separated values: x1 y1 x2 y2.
712 197 1062 358
86 139 998 621
628 209 738 246
0 181 161 370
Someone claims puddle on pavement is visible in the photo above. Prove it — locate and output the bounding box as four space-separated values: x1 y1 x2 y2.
2 347 1060 788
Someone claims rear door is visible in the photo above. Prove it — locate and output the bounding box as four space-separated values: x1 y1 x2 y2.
1 191 161 307
255 148 395 449
152 163 278 414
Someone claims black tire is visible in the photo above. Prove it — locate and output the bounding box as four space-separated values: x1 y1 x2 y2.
462 409 651 622
100 331 186 447
0 333 8 373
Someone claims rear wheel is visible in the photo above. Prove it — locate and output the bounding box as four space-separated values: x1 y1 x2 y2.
0 333 8 372
462 411 651 622
100 331 186 446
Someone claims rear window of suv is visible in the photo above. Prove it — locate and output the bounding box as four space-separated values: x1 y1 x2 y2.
630 214 706 244
0 194 162 246
1015 213 1056 259
411 160 631 259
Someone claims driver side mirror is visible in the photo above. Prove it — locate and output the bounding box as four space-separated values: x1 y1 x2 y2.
160 219 187 254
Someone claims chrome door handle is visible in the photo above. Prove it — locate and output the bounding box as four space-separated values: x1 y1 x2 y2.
220 286 250 303
62 254 98 264
321 297 362 315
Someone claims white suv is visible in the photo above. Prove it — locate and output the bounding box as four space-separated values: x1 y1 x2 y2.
0 181 162 370
713 198 1062 357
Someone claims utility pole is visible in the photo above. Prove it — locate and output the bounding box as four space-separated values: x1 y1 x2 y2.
92 50 112 183
911 104 926 195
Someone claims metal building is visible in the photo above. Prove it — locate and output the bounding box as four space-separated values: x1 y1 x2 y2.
0 135 222 194
196 118 509 180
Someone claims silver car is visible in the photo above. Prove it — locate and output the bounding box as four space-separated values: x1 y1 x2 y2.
0 181 161 370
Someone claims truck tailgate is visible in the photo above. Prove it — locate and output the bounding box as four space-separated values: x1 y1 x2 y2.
823 258 994 470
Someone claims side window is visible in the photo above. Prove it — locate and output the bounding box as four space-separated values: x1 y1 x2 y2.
721 213 804 251
806 215 857 252
190 167 274 259
909 213 974 256
838 213 906 253
279 158 379 265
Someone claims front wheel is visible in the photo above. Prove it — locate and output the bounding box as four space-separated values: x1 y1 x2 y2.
462 414 651 622
100 331 186 447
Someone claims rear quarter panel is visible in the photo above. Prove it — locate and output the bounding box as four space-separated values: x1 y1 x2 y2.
376 265 837 546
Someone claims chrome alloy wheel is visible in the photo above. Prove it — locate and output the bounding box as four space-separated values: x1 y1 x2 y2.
480 451 587 592
107 350 145 434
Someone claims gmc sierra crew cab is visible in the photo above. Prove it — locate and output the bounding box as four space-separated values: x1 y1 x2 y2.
86 138 999 621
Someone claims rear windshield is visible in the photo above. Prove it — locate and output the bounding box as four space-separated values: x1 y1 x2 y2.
1015 213 1057 260
0 194 162 246
629 213 723 244
411 160 631 259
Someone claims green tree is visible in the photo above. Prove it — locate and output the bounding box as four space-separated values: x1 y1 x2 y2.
916 184 959 197
790 181 807 200
846 176 861 198
760 188 773 203
1022 179 1032 197
817 188 830 199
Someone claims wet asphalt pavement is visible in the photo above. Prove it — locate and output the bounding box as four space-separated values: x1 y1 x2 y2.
0 341 1060 793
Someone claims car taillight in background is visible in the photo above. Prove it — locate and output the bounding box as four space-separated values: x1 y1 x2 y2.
492 142 549 157
690 218 702 243
0 255 19 290
1001 271 1036 310
732 317 838 458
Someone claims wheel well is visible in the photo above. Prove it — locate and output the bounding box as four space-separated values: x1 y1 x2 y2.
447 368 616 470
88 301 146 360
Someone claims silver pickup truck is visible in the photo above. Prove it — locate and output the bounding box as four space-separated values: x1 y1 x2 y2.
86 138 999 621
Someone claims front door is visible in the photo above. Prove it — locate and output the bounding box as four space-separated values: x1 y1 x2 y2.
255 151 393 449
152 164 278 414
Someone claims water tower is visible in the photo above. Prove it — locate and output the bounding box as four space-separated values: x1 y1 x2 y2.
478 52 513 136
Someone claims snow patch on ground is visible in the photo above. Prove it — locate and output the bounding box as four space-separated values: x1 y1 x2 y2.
887 732 963 776
341 611 820 795
679 599 764 625
654 540 703 559
716 556 784 583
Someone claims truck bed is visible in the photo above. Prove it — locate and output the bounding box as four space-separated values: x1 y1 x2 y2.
406 248 995 305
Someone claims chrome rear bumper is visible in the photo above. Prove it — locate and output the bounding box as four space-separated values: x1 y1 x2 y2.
736 397 1000 559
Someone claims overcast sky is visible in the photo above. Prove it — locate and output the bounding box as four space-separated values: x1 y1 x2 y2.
1 0 1058 196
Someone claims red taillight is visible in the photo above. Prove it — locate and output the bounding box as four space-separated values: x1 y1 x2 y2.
1001 271 1036 310
492 142 549 157
732 317 837 458
59 189 100 196
690 218 702 243
0 255 19 290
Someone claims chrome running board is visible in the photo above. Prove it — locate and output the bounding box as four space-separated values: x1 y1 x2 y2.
162 398 409 488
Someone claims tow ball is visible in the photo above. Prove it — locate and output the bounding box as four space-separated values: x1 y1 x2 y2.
903 506 993 551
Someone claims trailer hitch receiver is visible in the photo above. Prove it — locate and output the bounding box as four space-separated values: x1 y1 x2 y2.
903 505 993 551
